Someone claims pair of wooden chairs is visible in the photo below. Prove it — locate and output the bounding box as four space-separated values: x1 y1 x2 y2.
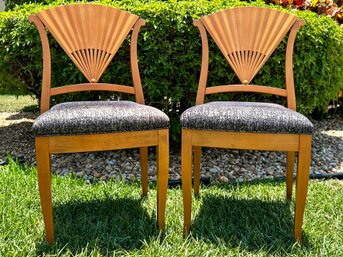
30 4 313 244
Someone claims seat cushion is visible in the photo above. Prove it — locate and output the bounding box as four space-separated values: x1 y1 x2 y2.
181 102 313 134
32 101 169 136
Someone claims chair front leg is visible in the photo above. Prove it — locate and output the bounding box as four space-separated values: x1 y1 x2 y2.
193 146 202 196
182 129 193 235
286 151 295 200
156 130 169 230
139 147 149 196
294 135 312 244
36 137 54 244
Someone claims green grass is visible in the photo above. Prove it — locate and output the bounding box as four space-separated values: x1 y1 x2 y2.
0 94 38 112
1 159 342 256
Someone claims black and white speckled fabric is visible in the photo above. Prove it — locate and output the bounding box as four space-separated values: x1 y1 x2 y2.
181 101 313 134
32 101 169 136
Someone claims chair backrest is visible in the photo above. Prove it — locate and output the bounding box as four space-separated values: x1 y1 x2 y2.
193 7 304 110
29 4 146 113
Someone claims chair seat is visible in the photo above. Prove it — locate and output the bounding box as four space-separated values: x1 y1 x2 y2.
181 102 313 134
32 101 169 136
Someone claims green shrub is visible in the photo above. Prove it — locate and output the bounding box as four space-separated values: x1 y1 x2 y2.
4 0 47 11
0 0 342 145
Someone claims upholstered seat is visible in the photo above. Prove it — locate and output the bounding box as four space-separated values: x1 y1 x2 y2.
32 101 169 136
181 102 313 134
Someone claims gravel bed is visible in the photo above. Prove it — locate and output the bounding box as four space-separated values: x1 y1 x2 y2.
1 111 342 183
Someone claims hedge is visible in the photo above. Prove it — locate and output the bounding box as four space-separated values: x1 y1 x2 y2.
1 0 343 144
4 0 46 11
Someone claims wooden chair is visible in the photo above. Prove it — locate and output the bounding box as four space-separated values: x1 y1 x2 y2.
29 4 169 244
181 7 313 243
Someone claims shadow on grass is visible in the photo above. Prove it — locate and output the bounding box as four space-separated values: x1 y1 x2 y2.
191 181 309 253
20 104 39 113
4 112 36 120
36 197 159 255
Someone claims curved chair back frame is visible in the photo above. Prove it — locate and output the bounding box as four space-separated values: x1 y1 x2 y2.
194 7 304 111
29 4 146 113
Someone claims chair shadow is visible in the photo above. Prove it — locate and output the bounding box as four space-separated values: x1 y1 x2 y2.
4 111 37 121
191 181 309 253
36 197 159 255
21 104 39 113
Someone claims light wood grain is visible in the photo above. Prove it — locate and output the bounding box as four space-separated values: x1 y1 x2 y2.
50 83 135 96
193 146 202 195
36 4 138 83
30 4 169 244
28 15 51 113
205 85 287 97
48 130 159 153
191 130 300 151
193 7 304 105
200 7 298 85
157 130 169 230
286 151 296 200
181 129 193 235
29 4 146 113
183 7 311 244
294 135 311 244
140 147 149 196
35 137 54 244
131 19 146 104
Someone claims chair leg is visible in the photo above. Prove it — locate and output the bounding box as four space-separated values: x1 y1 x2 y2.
156 130 169 230
35 137 54 244
194 146 202 196
182 129 193 235
294 135 312 244
139 147 149 196
286 151 295 200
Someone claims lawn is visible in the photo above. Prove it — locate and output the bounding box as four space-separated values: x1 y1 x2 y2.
0 159 342 256
0 94 38 112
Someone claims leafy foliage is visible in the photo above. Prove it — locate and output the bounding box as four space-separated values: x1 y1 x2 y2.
4 0 47 11
0 0 342 145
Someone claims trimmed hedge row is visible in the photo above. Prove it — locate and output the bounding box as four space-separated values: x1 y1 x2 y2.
1 0 343 144
4 0 47 11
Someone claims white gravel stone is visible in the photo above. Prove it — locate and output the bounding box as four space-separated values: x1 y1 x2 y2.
1 112 343 183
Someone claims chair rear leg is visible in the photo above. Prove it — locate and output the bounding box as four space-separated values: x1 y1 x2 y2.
286 151 295 200
182 129 193 235
156 130 169 230
294 135 312 244
194 146 202 196
35 137 54 244
139 147 149 196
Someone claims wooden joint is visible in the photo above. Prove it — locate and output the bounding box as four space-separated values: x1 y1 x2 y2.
193 19 201 27
136 18 146 27
294 19 305 29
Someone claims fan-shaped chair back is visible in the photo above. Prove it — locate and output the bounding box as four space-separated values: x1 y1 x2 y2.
194 7 304 110
29 4 145 113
